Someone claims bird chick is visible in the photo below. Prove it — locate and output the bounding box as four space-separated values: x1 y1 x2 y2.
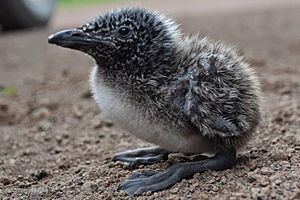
48 8 261 196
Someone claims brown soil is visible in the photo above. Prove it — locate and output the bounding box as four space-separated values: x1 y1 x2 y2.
0 0 299 199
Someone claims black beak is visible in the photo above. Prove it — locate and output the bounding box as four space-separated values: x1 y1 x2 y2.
48 29 90 49
48 29 115 51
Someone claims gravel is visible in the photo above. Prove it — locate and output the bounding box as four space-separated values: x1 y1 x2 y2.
0 0 299 199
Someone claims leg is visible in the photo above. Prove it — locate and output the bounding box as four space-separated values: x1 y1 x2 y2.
119 148 236 196
112 146 169 168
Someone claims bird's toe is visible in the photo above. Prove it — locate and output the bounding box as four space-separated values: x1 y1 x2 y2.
127 170 158 180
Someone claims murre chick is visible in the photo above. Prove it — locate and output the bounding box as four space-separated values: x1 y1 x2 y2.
48 7 261 196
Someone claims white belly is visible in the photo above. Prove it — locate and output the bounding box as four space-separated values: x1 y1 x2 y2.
90 66 215 154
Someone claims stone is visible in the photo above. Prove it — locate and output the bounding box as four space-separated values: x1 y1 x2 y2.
31 107 51 120
271 152 289 161
81 181 99 193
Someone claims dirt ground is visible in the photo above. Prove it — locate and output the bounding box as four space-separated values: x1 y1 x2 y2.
0 0 300 199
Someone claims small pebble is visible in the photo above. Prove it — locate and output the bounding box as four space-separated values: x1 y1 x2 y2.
31 170 49 181
31 107 51 120
73 105 83 118
0 177 11 185
271 152 289 161
81 181 99 193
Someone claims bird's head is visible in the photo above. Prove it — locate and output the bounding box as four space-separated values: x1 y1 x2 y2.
48 8 181 76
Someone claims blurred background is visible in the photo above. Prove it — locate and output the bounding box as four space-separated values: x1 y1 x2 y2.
0 0 299 199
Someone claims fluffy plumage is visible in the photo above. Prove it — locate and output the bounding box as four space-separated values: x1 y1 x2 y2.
48 8 261 195
86 8 261 152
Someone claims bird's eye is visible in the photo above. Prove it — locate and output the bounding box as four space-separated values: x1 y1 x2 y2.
118 26 131 37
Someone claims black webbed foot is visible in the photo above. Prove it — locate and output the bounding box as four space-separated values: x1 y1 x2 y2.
119 149 236 196
112 146 169 169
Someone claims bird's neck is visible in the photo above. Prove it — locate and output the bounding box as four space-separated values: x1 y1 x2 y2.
95 51 178 102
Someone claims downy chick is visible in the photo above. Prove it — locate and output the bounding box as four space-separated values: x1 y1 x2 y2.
48 7 261 196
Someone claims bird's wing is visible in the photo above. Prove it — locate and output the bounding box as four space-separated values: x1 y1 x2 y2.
170 54 247 139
